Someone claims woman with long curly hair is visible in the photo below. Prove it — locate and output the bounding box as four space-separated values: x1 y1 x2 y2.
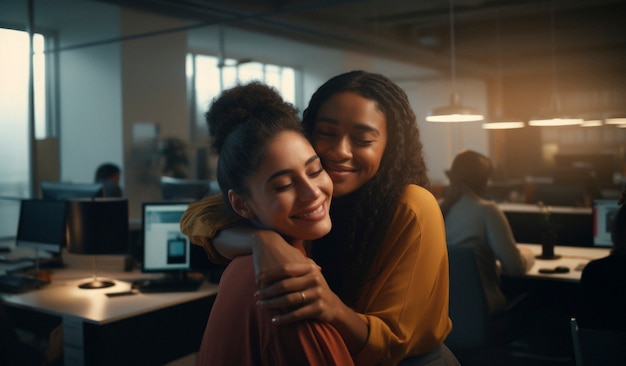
182 71 457 365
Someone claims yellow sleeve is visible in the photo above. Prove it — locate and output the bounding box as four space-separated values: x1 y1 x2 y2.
353 185 452 366
180 193 243 264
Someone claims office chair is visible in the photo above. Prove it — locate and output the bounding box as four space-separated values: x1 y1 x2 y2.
445 244 531 365
445 244 491 355
570 317 626 366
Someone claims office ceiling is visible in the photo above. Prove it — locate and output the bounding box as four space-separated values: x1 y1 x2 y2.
99 0 626 80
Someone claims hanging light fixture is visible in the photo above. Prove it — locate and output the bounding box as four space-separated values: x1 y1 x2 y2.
580 119 603 127
605 117 626 125
528 1 582 127
427 0 483 123
483 14 524 130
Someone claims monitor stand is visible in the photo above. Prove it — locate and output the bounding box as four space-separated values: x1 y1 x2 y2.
39 252 66 269
22 249 54 283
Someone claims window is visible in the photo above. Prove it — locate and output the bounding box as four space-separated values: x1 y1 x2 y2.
187 54 296 140
0 27 53 237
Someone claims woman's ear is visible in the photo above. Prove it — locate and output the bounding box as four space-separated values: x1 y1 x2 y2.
228 189 256 219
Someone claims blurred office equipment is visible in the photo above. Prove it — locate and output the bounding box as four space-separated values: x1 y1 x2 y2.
570 317 626 366
134 202 205 292
66 198 129 289
160 176 218 202
592 199 620 247
40 181 104 200
0 199 67 292
501 203 593 247
15 199 67 265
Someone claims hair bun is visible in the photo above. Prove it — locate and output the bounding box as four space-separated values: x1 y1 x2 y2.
205 82 296 153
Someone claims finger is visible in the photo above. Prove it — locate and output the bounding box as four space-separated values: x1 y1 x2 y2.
271 303 321 325
259 262 318 285
256 277 309 302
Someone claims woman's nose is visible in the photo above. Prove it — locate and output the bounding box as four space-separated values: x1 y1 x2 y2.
329 136 352 160
298 178 322 201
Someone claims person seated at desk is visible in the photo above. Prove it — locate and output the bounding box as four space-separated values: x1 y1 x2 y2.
577 186 626 331
94 162 123 197
195 82 353 365
440 150 535 314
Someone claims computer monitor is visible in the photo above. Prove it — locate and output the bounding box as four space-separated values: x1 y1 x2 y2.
142 202 194 275
66 198 129 255
160 176 217 202
593 199 619 247
41 181 104 200
15 199 67 270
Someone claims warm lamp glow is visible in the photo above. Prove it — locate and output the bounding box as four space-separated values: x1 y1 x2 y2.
426 1 483 123
427 112 484 123
528 117 583 127
581 120 602 127
482 121 525 129
605 117 626 125
427 92 484 122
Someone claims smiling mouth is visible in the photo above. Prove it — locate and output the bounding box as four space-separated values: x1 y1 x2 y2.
292 203 325 219
325 164 356 174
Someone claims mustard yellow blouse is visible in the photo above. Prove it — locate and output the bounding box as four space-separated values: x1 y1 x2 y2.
180 185 452 366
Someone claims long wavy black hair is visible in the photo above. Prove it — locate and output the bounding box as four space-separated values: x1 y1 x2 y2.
302 71 430 305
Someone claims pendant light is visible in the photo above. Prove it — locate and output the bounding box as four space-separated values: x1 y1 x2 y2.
580 119 603 127
427 0 483 123
482 15 524 130
605 117 626 125
528 1 582 127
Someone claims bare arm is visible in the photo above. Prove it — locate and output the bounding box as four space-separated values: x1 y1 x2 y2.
211 224 263 259
214 226 313 281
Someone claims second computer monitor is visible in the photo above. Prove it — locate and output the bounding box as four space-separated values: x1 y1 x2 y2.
40 181 104 200
16 199 67 254
142 202 193 273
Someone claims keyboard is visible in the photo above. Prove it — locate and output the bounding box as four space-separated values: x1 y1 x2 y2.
131 278 202 293
0 274 49 293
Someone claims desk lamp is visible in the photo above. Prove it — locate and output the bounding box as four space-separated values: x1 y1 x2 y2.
67 198 129 289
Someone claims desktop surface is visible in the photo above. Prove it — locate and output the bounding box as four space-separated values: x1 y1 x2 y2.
2 252 218 366
517 243 610 282
0 273 49 293
1 253 218 325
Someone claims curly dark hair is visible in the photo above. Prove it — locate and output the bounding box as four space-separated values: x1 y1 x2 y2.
205 81 302 199
303 70 429 304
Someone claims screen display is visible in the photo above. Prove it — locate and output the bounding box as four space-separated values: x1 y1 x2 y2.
593 199 619 247
142 202 191 272
16 199 67 254
41 181 104 200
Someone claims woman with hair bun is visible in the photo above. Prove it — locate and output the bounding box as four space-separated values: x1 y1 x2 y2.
196 81 353 365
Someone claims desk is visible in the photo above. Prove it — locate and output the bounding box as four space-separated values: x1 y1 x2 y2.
2 252 218 366
502 244 611 361
517 243 610 282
